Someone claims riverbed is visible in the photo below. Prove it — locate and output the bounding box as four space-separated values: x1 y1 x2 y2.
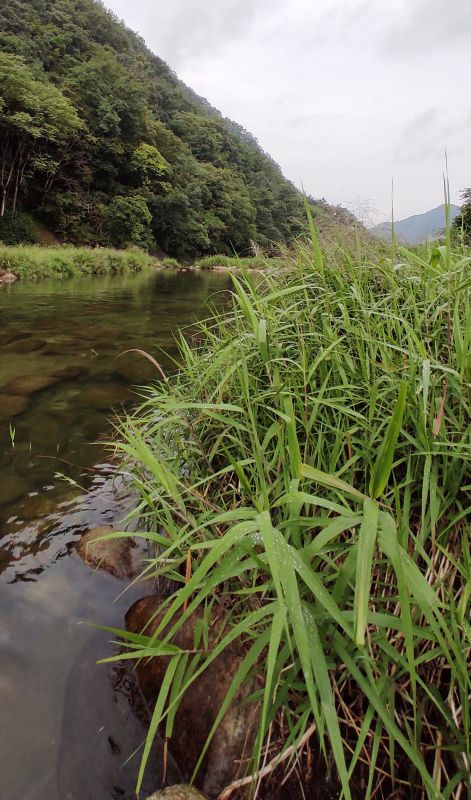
0 268 232 799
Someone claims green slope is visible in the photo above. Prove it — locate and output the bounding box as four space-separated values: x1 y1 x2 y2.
0 0 353 255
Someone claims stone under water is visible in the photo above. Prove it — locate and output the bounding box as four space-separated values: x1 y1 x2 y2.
2 374 60 396
81 382 130 410
0 393 30 420
76 525 143 579
0 471 28 505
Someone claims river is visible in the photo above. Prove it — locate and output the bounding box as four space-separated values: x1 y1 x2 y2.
0 267 232 800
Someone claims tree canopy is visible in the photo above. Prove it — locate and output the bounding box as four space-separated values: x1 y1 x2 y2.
0 0 352 254
454 188 471 243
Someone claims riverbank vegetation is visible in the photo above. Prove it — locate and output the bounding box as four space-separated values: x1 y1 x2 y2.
112 227 470 798
193 254 285 271
0 244 155 279
0 0 356 257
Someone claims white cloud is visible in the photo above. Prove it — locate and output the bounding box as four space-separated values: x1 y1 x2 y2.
104 0 470 221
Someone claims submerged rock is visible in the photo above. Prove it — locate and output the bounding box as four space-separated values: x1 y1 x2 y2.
76 323 120 341
112 359 160 386
0 330 31 347
81 382 130 410
0 472 27 505
6 338 46 354
14 493 62 522
126 596 260 799
146 787 208 800
76 525 143 579
52 364 89 381
0 393 30 420
2 374 60 396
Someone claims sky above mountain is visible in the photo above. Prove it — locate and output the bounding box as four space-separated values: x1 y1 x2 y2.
104 0 470 223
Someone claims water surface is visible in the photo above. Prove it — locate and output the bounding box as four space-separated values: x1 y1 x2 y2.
0 267 231 799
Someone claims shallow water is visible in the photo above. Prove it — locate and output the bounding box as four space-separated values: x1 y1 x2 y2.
0 268 232 799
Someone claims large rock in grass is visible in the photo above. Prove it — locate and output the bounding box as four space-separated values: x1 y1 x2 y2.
126 596 259 799
146 787 207 800
76 525 143 579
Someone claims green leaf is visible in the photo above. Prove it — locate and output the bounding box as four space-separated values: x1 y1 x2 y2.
301 463 366 500
369 381 408 498
353 498 379 646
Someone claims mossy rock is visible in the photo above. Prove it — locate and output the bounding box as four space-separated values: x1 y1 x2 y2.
146 787 207 800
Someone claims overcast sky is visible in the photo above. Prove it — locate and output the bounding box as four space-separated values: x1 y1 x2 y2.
104 0 470 223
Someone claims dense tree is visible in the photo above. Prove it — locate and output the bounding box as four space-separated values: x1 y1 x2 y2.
104 195 152 249
453 188 471 243
0 0 352 253
0 52 82 216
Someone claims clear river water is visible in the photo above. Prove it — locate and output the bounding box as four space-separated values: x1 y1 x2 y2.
0 268 232 800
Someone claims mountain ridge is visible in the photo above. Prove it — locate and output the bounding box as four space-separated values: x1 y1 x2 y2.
371 204 461 245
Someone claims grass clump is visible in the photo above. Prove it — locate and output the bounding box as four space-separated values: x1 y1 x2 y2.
0 244 156 279
110 231 470 799
161 257 181 268
194 253 285 270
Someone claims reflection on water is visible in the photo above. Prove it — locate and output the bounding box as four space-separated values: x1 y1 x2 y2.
0 268 231 799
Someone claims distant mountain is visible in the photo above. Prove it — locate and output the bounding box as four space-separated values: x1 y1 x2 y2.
371 204 461 245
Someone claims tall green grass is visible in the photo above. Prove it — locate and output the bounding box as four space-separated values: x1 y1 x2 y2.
0 244 156 279
194 254 286 271
107 230 470 798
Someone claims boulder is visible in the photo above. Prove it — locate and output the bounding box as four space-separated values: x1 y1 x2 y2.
0 272 18 284
146 787 207 800
126 596 260 799
76 525 143 580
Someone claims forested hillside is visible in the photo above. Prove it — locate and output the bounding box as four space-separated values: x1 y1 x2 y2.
0 0 351 255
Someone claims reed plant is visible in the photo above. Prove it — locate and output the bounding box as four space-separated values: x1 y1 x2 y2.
106 222 471 799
